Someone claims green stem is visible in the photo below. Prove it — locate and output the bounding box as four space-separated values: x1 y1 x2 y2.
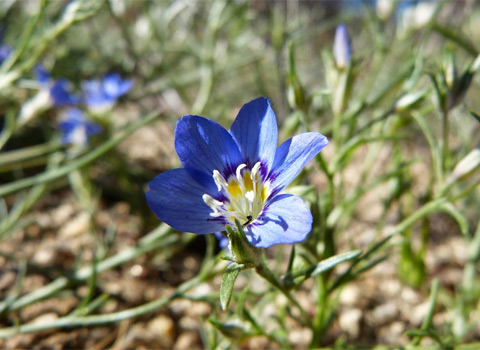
442 108 450 176
310 274 329 347
411 278 440 346
0 140 62 169
462 220 480 294
255 259 312 328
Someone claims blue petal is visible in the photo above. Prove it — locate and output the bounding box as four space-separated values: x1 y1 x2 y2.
214 232 229 250
0 45 12 64
34 64 50 85
103 73 132 98
175 115 243 177
245 194 312 248
50 79 80 106
83 80 107 106
146 168 226 234
229 97 277 170
270 132 329 192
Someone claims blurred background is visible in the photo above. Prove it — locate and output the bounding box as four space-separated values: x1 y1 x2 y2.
1 0 480 348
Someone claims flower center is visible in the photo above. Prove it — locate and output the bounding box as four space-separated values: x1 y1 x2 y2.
203 162 270 227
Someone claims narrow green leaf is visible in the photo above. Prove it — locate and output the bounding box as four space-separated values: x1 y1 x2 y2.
311 250 362 277
469 111 480 124
209 318 250 339
220 263 243 310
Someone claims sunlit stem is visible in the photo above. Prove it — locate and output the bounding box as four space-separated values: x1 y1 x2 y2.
441 108 450 178
254 256 313 328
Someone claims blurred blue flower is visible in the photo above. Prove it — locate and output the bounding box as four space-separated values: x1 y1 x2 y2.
83 73 132 111
146 97 329 248
34 64 80 106
59 108 102 147
0 44 12 64
215 232 229 250
19 65 80 125
333 23 352 69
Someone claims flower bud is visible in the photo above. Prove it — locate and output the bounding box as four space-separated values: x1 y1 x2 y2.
399 1 436 34
334 23 352 70
443 49 456 90
376 0 397 21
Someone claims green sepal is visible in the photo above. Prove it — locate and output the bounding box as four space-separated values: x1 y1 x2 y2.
225 221 262 267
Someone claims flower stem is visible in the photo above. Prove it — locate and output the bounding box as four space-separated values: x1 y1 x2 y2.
254 257 312 328
441 108 450 176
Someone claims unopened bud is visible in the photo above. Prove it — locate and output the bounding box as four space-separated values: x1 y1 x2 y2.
413 2 436 28
334 23 352 70
399 2 436 33
376 0 397 21
444 49 456 89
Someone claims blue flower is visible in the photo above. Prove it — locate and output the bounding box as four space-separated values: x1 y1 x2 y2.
59 108 102 147
215 232 230 250
0 44 12 65
34 64 80 106
82 73 132 111
146 97 329 248
18 65 80 125
333 23 352 69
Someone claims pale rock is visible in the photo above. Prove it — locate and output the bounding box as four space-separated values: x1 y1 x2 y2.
173 331 200 350
148 314 175 348
32 248 56 266
411 300 431 326
370 303 398 326
51 203 75 227
31 312 58 325
289 327 312 348
339 308 362 338
340 284 360 306
401 286 421 304
59 212 90 238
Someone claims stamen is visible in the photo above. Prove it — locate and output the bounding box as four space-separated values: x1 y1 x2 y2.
203 162 269 227
236 164 246 183
251 162 261 177
202 194 223 213
213 170 228 192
